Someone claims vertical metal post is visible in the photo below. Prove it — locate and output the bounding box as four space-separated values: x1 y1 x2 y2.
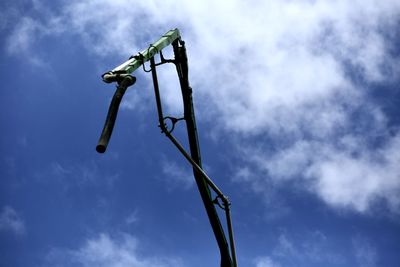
150 57 165 128
224 201 237 267
172 39 233 267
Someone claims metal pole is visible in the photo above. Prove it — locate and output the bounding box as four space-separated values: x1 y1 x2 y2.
172 39 233 267
224 200 237 267
96 75 136 153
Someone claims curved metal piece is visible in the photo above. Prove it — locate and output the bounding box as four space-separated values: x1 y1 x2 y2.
163 116 185 133
96 75 136 153
213 196 226 210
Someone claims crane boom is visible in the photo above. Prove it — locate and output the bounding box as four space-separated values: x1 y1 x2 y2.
102 29 181 81
96 28 237 267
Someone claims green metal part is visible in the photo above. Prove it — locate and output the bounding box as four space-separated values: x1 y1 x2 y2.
106 28 181 76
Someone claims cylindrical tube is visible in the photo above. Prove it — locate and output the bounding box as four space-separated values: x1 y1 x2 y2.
96 75 136 153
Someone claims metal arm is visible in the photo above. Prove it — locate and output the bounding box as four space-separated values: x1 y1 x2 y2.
96 75 136 153
96 29 237 267
102 29 181 82
97 29 180 152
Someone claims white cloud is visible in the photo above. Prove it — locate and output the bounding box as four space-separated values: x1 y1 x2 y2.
34 161 120 192
254 256 281 267
256 231 345 267
6 0 400 213
161 159 194 191
239 132 400 213
44 232 182 267
308 136 400 213
352 236 378 267
5 4 64 66
6 17 39 54
0 205 26 236
125 210 139 225
5 17 45 66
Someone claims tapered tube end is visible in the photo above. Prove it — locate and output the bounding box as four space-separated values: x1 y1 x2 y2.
96 75 136 154
96 144 106 153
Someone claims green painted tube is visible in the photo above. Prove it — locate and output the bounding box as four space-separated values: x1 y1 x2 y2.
102 28 180 80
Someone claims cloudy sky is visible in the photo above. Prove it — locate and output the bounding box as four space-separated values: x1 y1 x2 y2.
1 0 400 266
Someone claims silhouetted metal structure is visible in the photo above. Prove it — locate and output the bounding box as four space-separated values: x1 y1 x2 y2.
96 29 237 267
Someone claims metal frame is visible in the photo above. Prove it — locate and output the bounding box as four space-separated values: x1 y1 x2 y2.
96 29 237 267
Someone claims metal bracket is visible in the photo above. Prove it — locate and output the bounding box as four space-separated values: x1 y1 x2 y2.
160 116 185 134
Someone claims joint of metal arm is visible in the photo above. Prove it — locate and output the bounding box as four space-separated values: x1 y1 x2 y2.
145 51 176 74
155 50 176 66
96 75 136 153
159 116 185 134
213 195 231 211
215 195 237 267
102 71 132 83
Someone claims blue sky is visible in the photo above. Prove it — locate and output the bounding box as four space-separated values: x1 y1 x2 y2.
1 0 400 266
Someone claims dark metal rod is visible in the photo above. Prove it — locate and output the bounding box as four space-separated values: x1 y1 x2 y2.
165 131 225 198
224 201 238 267
150 47 233 266
165 129 238 267
150 57 165 127
96 75 136 153
150 55 225 197
172 39 233 267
